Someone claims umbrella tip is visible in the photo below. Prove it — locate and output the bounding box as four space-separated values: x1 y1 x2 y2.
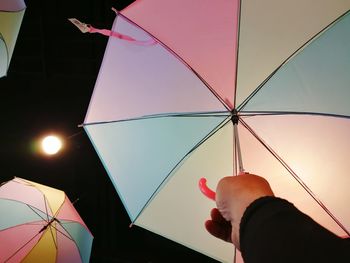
111 7 119 14
72 198 80 205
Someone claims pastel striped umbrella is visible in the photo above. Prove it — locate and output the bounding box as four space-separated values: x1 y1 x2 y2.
0 0 26 77
0 177 93 263
80 1 350 262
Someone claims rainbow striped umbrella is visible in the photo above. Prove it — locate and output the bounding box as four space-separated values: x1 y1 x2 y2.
0 0 26 77
0 177 93 263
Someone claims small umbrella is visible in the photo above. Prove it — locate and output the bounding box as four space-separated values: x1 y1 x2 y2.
81 1 350 262
0 177 93 263
0 0 26 77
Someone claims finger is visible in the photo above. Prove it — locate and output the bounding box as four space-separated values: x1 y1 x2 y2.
210 208 228 224
205 219 232 243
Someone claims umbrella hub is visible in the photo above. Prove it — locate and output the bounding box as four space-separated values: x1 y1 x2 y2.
230 109 239 125
39 217 60 233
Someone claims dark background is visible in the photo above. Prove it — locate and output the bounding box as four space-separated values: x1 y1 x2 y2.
1 0 218 262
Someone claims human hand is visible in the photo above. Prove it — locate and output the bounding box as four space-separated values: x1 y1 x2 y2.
205 173 274 250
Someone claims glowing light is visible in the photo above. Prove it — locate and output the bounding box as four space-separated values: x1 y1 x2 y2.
41 135 62 155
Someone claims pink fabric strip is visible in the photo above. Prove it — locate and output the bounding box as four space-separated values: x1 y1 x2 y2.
89 26 157 46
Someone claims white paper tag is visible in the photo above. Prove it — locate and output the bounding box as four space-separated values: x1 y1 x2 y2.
68 18 90 33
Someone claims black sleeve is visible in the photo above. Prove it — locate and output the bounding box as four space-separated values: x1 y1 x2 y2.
239 196 350 263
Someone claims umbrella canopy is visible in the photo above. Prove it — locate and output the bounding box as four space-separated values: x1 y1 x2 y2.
0 0 26 77
0 177 93 263
82 1 350 262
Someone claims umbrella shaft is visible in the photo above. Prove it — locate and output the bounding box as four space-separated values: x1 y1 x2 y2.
234 124 244 174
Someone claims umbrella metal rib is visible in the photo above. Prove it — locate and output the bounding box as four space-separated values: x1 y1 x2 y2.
83 111 230 127
240 118 350 236
5 232 43 262
237 9 350 113
239 111 350 120
130 115 232 224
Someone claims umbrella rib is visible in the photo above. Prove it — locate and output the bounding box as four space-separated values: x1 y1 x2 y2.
48 223 58 249
53 195 67 219
1 181 50 226
5 231 43 262
237 9 350 112
117 12 232 111
0 197 49 219
0 32 10 68
55 229 74 241
49 220 90 262
239 110 350 119
82 111 230 126
0 220 46 233
27 204 49 221
132 116 232 224
240 118 350 236
49 220 75 241
56 222 88 262
37 217 76 243
233 0 243 108
43 195 51 223
8 220 61 263
0 6 26 12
